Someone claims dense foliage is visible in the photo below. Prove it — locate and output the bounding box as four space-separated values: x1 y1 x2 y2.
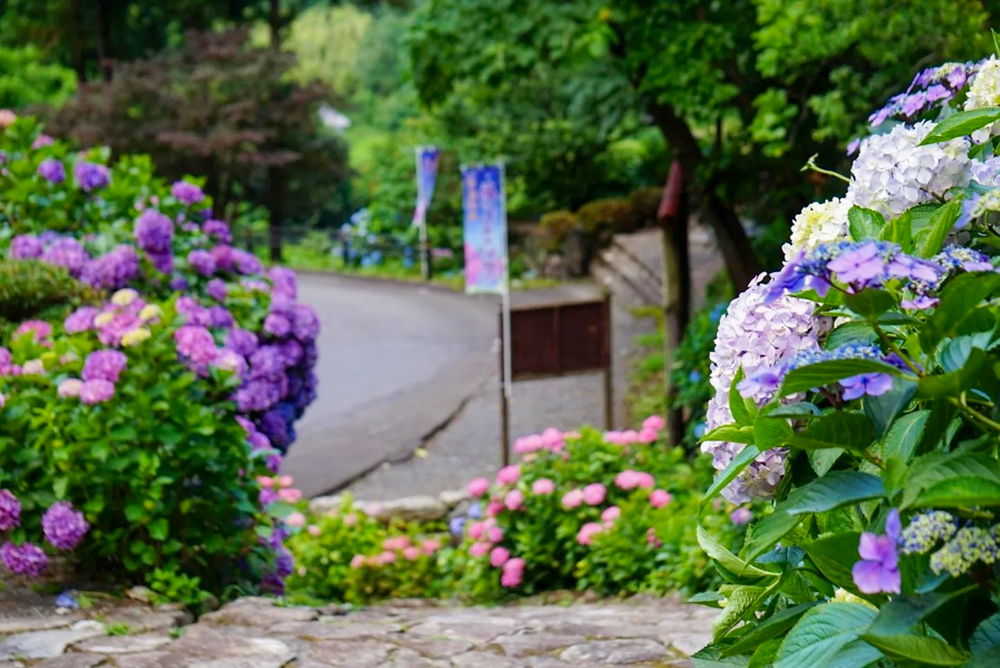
693 52 1000 666
0 114 319 602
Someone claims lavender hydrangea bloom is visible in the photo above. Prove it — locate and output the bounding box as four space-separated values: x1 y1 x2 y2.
41 237 89 276
171 180 204 205
206 278 227 302
280 340 303 367
226 328 258 357
208 305 234 329
82 349 128 383
232 249 263 275
235 379 282 412
187 250 217 276
269 267 297 298
134 209 174 255
80 379 115 404
211 348 247 377
840 373 894 400
292 305 320 341
203 219 232 243
852 509 902 594
170 276 189 291
64 307 98 334
264 313 292 338
10 235 43 259
73 161 110 191
174 325 218 366
176 297 211 327
42 502 90 550
249 345 284 379
37 158 66 183
80 246 140 289
827 242 885 284
0 541 48 577
0 490 20 531
211 245 235 271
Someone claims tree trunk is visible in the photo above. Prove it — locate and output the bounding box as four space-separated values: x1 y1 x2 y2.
268 167 284 262
269 0 281 51
94 0 113 82
649 101 760 291
67 0 86 83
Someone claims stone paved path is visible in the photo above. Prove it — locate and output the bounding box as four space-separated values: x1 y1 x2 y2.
0 592 713 667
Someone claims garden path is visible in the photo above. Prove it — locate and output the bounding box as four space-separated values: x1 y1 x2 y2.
0 589 714 667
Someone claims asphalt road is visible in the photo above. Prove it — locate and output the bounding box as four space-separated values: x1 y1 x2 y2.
281 274 497 497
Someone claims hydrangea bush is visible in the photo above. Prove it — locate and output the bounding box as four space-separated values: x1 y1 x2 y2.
0 114 319 600
693 50 1000 666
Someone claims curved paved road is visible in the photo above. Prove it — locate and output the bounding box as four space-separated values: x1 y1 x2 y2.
281 274 497 497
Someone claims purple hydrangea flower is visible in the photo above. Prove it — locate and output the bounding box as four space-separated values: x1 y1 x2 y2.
10 235 43 259
174 325 218 365
170 276 189 291
82 349 128 383
840 373 894 400
852 509 902 594
64 306 98 334
280 340 303 367
41 237 89 276
41 502 90 550
80 379 115 404
0 541 48 577
171 180 204 205
187 250 216 276
263 313 291 338
249 345 284 379
211 348 247 377
226 328 258 357
232 249 263 275
176 296 211 327
32 134 54 149
0 490 21 531
269 267 297 299
292 305 320 342
926 84 951 102
203 219 232 243
80 246 140 289
828 242 885 284
37 159 66 183
134 209 174 255
208 305 233 329
211 245 234 271
235 379 282 412
206 278 227 302
73 161 110 191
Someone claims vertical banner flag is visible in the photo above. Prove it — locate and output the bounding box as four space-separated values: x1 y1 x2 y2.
413 146 440 226
462 162 508 295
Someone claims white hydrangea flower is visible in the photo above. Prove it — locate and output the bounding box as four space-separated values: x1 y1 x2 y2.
703 275 830 504
782 197 850 262
845 121 971 219
965 56 1000 110
970 157 1000 186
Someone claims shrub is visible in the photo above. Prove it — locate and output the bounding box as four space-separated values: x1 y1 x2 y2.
629 186 663 226
0 112 320 601
538 209 582 251
576 197 637 239
693 54 1000 666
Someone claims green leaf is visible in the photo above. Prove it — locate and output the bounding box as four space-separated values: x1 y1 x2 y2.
714 585 768 640
802 533 863 590
883 410 928 463
993 28 1000 58
864 380 916 440
916 477 1000 509
921 274 1000 351
743 506 804 562
869 588 978 636
825 322 877 350
729 368 754 426
702 424 755 444
902 452 1000 509
768 402 821 418
697 525 776 580
702 446 761 509
919 108 1000 145
971 612 1000 655
782 472 885 515
775 602 877 668
780 360 900 397
808 448 843 476
913 199 961 258
788 411 874 451
880 214 912 251
691 647 751 667
754 411 792 449
722 602 820 658
917 349 988 398
149 518 169 541
747 638 782 668
848 206 885 241
845 289 897 319
965 646 1000 668
861 634 970 665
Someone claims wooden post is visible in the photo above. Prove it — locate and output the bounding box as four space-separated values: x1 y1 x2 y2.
498 304 510 466
658 161 691 447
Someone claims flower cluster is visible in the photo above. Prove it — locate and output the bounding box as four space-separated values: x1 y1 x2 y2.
852 509 901 595
867 60 981 129
782 198 850 262
0 488 90 578
900 511 958 555
929 526 1000 577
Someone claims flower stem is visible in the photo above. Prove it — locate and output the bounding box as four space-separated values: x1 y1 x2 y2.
802 154 851 184
949 394 1000 433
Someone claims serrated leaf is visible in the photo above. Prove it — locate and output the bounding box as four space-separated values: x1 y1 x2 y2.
848 206 885 241
768 402 821 418
802 533 863 590
698 525 776 580
714 585 768 640
915 477 1000 508
729 368 753 426
861 634 970 665
971 612 1000 654
825 322 877 350
782 472 885 515
702 446 761 509
868 588 978 636
808 448 843 476
902 452 1000 509
722 602 820 657
774 602 877 668
780 360 900 397
788 411 874 451
864 380 916 440
913 199 961 258
919 108 1000 145
917 348 987 398
743 506 804 562
702 424 755 444
880 214 912 251
754 411 792 449
845 289 897 319
921 273 1000 350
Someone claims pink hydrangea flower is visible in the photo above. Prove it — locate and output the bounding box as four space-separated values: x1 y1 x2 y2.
601 506 621 525
646 527 662 548
486 526 504 543
80 379 114 404
285 512 306 527
469 542 491 558
532 478 555 495
615 470 640 490
514 434 543 453
541 428 564 450
277 488 302 503
577 522 603 546
649 490 673 508
422 540 441 555
379 550 397 564
501 557 524 587
383 536 410 551
490 546 510 567
403 547 421 561
350 554 366 569
635 472 655 489
307 525 321 537
468 521 485 540
643 415 666 431
637 428 659 443
504 489 525 511
467 477 490 498
561 489 584 508
496 465 520 486
583 483 606 506
57 378 83 399
486 501 505 516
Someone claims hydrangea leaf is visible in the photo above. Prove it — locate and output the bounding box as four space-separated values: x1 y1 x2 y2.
701 445 761 509
782 471 885 515
970 612 1000 655
848 206 885 242
742 505 804 562
916 348 987 398
787 411 875 451
801 532 864 591
845 289 898 319
920 273 1000 351
702 424 755 444
722 602 821 658
918 108 1000 145
713 584 769 641
864 380 916 439
697 524 776 580
860 633 970 665
774 602 877 668
902 451 1000 508
912 198 961 258
868 587 978 637
808 448 843 476
768 402 822 418
779 360 900 397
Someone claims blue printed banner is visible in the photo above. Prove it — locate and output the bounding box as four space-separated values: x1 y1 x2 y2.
413 146 440 226
461 163 508 294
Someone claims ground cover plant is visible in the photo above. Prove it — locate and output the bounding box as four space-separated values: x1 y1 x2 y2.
693 50 1000 666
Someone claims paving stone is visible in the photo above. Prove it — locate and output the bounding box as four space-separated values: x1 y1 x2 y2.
100 651 172 667
34 654 107 667
290 639 396 667
199 599 318 629
491 632 587 658
0 614 76 635
668 633 711 657
559 639 669 665
271 619 402 642
383 647 451 668
167 624 294 667
0 620 106 660
364 496 448 522
449 651 524 668
102 607 190 633
394 635 474 659
70 632 172 654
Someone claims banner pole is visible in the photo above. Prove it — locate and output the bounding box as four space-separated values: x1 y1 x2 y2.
499 160 512 402
415 145 431 281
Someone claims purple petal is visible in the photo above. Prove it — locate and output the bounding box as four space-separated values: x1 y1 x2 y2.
858 532 882 560
852 560 885 594
885 509 901 541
